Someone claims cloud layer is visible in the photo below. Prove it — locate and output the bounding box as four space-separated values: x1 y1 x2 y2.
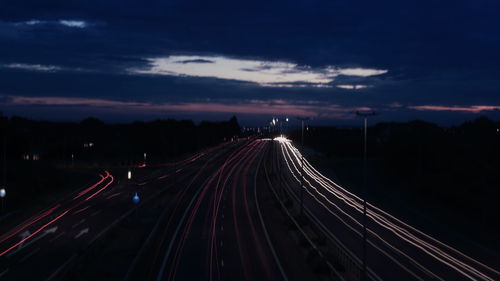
14 19 88 28
130 55 387 87
1 0 500 124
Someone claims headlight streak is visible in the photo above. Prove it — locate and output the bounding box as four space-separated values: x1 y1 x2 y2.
286 142 497 281
281 141 479 280
278 140 432 280
275 137 499 281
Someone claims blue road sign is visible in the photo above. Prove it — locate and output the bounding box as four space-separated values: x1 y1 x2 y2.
132 192 140 204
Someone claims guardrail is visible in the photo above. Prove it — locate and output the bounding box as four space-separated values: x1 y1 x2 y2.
263 148 346 281
267 142 382 281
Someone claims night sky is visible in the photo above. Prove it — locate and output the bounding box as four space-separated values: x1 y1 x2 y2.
1 0 500 126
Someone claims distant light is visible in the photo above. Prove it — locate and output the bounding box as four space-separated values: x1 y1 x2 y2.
273 136 291 143
127 170 132 180
0 188 5 198
84 142 95 148
286 118 289 122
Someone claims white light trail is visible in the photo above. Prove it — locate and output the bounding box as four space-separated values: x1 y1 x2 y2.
277 138 499 281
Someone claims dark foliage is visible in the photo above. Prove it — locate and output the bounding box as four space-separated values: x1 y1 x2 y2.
289 117 500 224
0 114 241 207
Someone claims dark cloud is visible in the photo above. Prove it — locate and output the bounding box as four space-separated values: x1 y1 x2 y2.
0 0 499 125
175 59 214 64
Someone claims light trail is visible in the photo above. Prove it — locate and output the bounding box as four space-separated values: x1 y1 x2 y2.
275 137 499 281
208 142 260 281
85 171 114 201
0 204 60 245
0 210 69 257
0 170 115 259
73 174 107 199
167 140 258 281
150 142 244 281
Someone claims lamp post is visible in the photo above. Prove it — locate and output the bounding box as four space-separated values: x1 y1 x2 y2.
2 121 6 212
297 117 311 216
356 110 376 281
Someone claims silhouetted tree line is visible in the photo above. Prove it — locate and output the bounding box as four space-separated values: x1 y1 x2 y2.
290 117 500 223
0 114 240 207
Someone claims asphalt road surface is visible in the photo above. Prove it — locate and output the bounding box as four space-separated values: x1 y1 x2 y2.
0 137 498 281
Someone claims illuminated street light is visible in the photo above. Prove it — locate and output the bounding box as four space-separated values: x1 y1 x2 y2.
356 110 376 281
128 170 132 180
296 117 311 216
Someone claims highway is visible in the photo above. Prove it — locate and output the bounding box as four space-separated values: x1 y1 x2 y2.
0 137 498 281
125 138 288 281
272 136 500 281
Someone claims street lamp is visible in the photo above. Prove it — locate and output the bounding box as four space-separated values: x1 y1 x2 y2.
356 110 376 281
296 117 311 216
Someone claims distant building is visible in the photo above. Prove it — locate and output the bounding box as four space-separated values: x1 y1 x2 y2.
22 152 40 161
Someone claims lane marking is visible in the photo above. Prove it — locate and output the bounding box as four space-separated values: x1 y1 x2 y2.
49 232 66 243
46 254 77 281
6 226 58 257
0 269 9 278
19 247 40 263
74 228 89 239
71 219 85 229
73 206 90 215
106 192 121 200
155 177 207 281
